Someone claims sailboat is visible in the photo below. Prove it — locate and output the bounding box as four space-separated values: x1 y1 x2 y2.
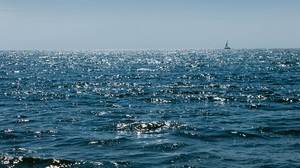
224 40 231 49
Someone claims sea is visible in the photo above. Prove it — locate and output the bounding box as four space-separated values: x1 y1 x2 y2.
0 49 299 168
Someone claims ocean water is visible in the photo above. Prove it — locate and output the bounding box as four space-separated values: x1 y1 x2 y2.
0 49 299 168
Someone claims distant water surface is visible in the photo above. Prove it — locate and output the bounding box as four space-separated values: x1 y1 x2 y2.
0 49 300 167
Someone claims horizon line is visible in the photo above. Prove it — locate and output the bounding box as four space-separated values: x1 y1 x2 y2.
1 47 300 51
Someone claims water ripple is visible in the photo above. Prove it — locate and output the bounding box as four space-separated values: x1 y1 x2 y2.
1 49 300 167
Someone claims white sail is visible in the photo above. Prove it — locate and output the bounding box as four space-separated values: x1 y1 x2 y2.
224 40 231 49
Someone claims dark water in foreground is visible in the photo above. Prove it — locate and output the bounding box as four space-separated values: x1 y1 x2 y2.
0 49 300 167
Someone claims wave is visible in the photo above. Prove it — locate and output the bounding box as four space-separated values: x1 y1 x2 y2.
0 156 95 167
0 156 134 168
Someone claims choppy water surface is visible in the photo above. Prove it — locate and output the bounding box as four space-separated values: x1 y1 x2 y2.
0 49 300 167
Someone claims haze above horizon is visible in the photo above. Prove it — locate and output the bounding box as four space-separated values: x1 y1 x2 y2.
1 0 299 50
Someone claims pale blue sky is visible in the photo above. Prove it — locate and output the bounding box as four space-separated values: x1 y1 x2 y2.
0 0 299 50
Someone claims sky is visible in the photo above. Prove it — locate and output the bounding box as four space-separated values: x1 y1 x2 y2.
0 0 300 50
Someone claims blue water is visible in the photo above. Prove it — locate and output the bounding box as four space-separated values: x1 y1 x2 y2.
0 49 300 167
